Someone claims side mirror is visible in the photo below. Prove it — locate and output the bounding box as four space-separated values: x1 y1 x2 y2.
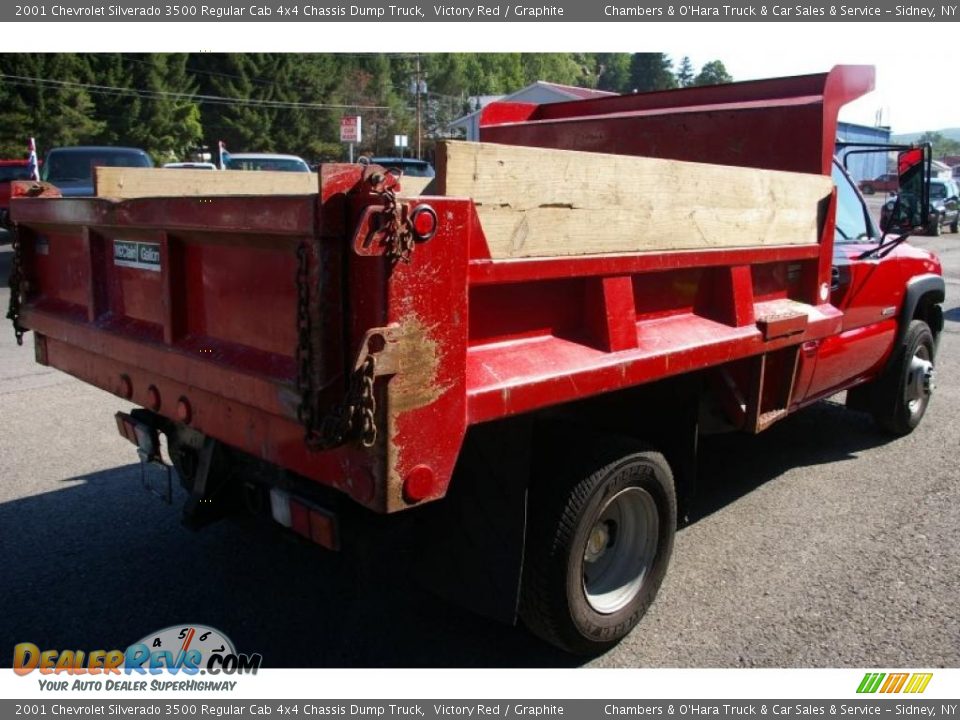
881 146 931 233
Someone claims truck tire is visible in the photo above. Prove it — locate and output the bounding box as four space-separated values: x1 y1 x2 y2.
520 437 676 655
929 215 942 236
951 215 959 233
861 184 875 195
871 320 936 436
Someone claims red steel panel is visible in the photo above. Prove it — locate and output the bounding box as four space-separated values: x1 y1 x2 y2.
468 244 821 284
480 65 875 176
465 303 844 425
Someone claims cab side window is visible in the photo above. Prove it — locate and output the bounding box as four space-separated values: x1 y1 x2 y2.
832 163 873 243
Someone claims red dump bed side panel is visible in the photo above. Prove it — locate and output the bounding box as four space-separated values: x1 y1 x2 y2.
479 65 875 176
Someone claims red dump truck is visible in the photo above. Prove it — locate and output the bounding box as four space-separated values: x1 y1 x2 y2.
6 66 944 655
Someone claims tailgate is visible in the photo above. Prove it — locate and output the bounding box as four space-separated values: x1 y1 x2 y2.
8 188 346 483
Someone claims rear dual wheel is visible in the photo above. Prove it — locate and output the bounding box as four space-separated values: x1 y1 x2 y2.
520 437 676 655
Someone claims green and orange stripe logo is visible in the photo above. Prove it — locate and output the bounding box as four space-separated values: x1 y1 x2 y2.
857 672 933 694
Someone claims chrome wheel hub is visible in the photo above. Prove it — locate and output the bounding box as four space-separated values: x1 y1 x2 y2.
906 350 934 417
582 486 658 615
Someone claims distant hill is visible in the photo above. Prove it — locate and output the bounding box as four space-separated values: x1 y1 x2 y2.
892 128 960 143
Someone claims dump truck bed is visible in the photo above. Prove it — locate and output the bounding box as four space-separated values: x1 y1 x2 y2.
8 66 875 514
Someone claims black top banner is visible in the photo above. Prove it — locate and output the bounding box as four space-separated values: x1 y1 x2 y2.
4 0 958 21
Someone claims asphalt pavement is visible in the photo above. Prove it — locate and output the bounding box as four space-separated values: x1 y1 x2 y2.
0 228 957 668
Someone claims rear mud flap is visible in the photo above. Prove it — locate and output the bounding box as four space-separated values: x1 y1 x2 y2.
411 417 532 625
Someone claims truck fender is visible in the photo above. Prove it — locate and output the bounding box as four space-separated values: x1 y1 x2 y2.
899 274 945 346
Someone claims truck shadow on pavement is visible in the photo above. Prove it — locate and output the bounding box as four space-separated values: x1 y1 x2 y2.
0 462 577 669
689 399 889 524
0 398 897 669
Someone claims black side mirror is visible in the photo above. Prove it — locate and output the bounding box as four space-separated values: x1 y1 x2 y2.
882 146 931 233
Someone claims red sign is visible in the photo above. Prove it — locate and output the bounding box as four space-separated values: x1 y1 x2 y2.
340 116 361 143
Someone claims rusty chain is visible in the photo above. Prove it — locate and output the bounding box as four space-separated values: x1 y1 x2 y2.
5 224 26 346
295 243 379 451
369 169 416 264
380 186 415 264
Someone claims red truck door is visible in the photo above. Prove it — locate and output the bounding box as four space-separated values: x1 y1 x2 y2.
800 162 903 400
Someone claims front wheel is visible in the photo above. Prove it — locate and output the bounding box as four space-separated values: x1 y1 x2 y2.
950 215 959 233
928 215 942 236
871 320 936 436
520 437 676 655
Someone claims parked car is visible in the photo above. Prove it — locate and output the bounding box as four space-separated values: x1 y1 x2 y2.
0 159 36 228
858 173 899 195
224 153 310 172
924 178 960 235
42 146 153 197
364 156 435 178
164 162 217 170
880 177 960 236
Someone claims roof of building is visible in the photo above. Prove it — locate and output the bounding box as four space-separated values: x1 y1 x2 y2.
535 81 617 100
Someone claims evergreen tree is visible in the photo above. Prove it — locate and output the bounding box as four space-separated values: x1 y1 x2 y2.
82 54 202 162
86 54 139 147
596 53 632 93
193 54 277 155
676 56 695 88
0 54 104 158
693 60 734 87
521 53 594 88
629 53 678 93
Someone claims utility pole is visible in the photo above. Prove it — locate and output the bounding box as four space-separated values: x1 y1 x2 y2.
415 53 422 160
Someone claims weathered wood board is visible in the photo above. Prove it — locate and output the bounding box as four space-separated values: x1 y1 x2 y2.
435 141 833 259
95 167 319 198
396 175 435 197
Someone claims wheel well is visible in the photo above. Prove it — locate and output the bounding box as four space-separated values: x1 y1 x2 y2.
534 374 702 524
913 291 944 343
900 275 945 348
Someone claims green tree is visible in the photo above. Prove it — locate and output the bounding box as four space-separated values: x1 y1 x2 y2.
87 54 201 162
0 54 104 158
676 56 695 88
86 54 139 147
596 53 632 93
693 60 733 87
917 131 960 159
629 53 678 93
521 53 595 88
193 54 279 156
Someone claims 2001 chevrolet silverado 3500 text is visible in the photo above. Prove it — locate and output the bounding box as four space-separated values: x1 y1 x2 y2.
6 66 944 654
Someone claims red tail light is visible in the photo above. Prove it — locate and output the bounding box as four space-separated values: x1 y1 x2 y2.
410 205 438 241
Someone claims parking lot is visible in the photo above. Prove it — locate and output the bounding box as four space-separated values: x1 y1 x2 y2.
0 227 958 668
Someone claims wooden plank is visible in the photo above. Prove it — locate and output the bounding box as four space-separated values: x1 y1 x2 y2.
95 167 319 198
396 175 435 197
436 141 833 259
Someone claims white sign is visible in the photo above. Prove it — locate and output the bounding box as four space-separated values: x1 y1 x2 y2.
340 116 361 143
394 135 408 149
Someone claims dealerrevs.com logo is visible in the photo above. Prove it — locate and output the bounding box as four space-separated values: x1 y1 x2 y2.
14 624 262 690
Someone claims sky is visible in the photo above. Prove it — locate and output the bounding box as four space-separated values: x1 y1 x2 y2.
662 41 949 135
18 21 957 136
653 23 955 135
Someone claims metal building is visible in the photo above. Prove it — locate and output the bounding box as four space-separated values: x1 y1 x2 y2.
835 121 892 183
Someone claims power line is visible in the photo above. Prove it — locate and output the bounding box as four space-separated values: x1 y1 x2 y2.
0 73 390 111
